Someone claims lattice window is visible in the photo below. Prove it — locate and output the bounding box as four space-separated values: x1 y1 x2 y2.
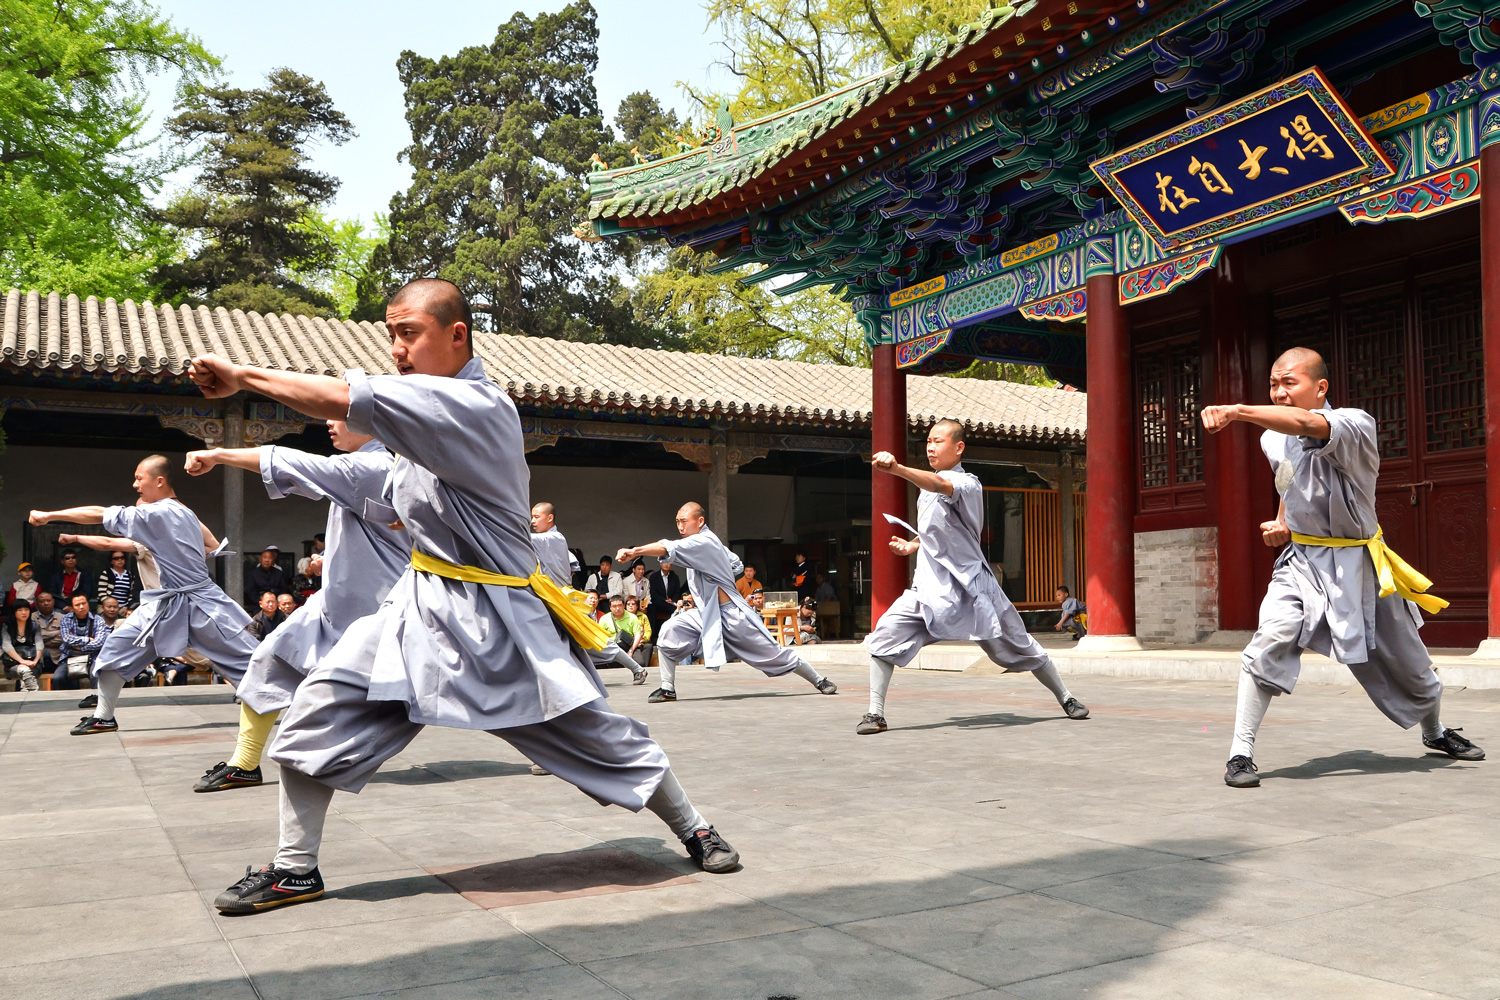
1271 298 1334 377
1259 218 1322 255
1420 269 1483 453
1137 354 1169 489
1172 349 1203 483
1342 286 1408 460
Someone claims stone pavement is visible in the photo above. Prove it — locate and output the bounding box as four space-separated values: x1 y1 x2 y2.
2 664 1498 1000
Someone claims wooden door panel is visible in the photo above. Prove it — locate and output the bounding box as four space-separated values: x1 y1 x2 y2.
1374 489 1419 564
1422 482 1487 592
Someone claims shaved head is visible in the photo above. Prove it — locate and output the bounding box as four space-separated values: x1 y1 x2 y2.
932 418 965 443
1272 347 1328 383
388 278 473 353
138 454 173 488
532 501 554 517
679 501 705 521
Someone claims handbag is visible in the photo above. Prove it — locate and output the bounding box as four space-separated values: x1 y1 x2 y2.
66 655 90 679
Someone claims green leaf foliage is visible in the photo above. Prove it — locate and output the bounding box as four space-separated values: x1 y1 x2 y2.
0 0 214 297
154 67 354 315
379 2 648 343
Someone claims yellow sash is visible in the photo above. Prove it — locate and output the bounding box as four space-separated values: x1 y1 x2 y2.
409 549 612 650
1289 527 1448 615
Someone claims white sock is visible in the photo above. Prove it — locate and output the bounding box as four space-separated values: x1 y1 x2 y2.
869 656 896 716
1032 661 1072 705
272 767 335 875
658 652 677 691
94 671 125 720
791 660 824 687
1230 670 1275 760
1420 702 1445 741
645 769 707 839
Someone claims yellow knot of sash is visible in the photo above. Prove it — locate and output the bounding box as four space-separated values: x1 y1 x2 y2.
1289 527 1449 615
409 549 612 651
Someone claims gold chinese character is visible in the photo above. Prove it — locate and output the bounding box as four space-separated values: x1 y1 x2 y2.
1237 139 1267 179
1189 155 1235 194
1155 171 1200 215
1280 114 1336 161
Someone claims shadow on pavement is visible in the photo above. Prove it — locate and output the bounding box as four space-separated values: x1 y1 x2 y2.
1259 748 1469 780
899 711 1055 731
98 837 1246 1000
369 759 532 784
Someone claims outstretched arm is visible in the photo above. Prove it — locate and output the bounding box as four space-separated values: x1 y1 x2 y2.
58 533 135 552
617 542 668 563
888 535 919 557
1201 404 1329 439
185 447 264 476
30 506 106 526
188 355 350 421
871 452 953 495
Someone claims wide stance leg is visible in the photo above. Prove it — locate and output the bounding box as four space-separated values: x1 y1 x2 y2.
272 767 335 874
1229 669 1275 760
93 671 125 720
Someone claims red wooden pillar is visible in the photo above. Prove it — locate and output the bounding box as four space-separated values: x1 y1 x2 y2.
1083 272 1138 643
1212 246 1260 631
1483 140 1500 646
871 342 909 624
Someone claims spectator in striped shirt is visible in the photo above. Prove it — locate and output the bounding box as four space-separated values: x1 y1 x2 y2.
96 550 138 609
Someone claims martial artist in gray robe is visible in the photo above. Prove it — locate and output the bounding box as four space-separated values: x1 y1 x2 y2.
91 499 258 719
639 514 834 700
258 358 726 878
237 440 407 713
1230 407 1473 764
531 521 644 680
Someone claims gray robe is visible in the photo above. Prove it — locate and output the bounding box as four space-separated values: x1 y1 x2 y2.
236 441 408 714
867 465 1048 671
94 499 257 682
531 525 633 671
1242 406 1439 727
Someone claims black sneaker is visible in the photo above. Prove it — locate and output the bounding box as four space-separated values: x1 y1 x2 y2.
77 694 98 709
856 713 887 735
1062 697 1090 720
70 716 118 736
1424 728 1485 761
213 864 324 914
194 761 265 792
647 687 677 703
815 677 838 695
632 669 648 685
683 826 740 874
1224 755 1260 788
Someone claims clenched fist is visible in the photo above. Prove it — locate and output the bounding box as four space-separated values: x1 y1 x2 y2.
188 355 243 398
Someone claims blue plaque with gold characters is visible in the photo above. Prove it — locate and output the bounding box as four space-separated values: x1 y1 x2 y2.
1091 68 1394 251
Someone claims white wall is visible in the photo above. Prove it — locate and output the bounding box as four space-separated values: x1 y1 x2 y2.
528 465 797 566
0 445 329 567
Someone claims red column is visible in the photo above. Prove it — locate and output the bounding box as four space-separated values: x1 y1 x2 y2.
1084 272 1136 638
1212 246 1259 631
1483 141 1500 641
871 343 909 624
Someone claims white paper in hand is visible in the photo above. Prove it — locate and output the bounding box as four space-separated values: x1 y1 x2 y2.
882 512 921 538
209 538 236 559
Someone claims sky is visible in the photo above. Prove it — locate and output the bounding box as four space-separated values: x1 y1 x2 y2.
140 0 734 227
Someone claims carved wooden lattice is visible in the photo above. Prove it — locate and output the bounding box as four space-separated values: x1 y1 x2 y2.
1270 298 1334 389
1341 285 1408 460
1420 268 1483 453
1137 353 1169 489
1171 348 1203 484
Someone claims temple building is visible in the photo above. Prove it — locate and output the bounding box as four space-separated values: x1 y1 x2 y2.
0 291 1082 628
584 0 1499 650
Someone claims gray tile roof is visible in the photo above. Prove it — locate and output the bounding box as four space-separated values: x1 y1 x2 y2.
1 289 1084 444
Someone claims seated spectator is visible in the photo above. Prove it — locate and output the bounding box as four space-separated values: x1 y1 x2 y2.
244 546 288 609
814 572 837 604
56 593 105 690
50 550 84 603
99 595 124 631
624 595 653 670
586 555 622 601
33 591 63 676
296 534 326 594
600 596 644 666
277 592 298 616
735 563 761 599
623 561 650 604
583 590 603 622
747 590 766 612
247 591 286 641
96 550 137 608
8 562 38 606
3 601 42 690
676 593 695 613
798 597 821 644
156 656 190 686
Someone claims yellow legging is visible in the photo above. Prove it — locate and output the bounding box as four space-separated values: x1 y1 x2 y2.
227 702 280 771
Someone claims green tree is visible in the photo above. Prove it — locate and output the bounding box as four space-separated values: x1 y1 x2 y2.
0 0 215 297
155 68 354 315
382 2 650 342
289 211 389 319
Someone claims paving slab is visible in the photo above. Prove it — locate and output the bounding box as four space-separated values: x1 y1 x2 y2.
0 668 1496 998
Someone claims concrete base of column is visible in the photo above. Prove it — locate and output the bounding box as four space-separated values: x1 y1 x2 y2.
1075 634 1145 652
1468 638 1500 659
